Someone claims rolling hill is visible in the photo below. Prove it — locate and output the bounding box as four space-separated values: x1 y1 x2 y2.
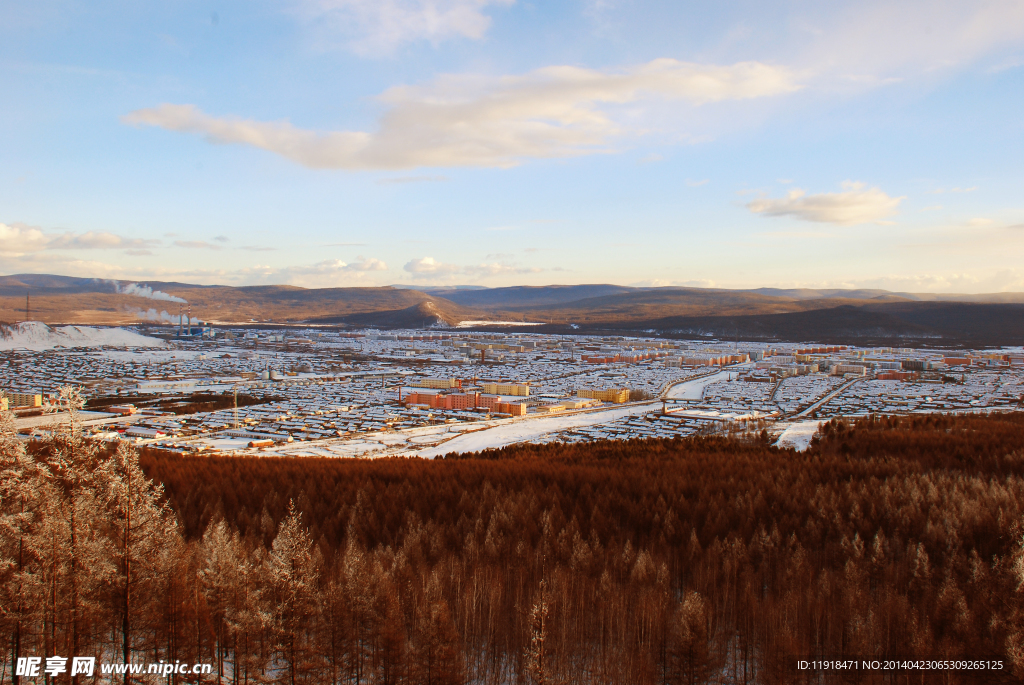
2 274 1023 345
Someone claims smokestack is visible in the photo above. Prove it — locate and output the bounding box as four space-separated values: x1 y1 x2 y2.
188 304 192 336
178 304 183 336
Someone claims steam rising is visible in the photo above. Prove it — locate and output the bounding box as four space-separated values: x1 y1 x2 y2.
114 281 187 303
133 308 186 324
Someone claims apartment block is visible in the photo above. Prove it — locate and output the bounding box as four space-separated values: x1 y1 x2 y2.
576 388 630 403
481 382 530 396
7 392 42 408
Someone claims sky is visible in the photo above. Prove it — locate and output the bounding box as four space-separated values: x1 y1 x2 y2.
2 0 1024 293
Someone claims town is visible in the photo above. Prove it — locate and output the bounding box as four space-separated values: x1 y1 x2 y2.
2 321 1023 457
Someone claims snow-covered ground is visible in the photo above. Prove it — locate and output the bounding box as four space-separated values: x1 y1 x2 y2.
0 322 165 351
664 370 730 399
775 421 822 451
413 402 660 457
455 320 544 328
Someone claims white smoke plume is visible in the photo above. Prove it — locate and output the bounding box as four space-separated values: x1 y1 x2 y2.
114 281 187 303
133 308 186 324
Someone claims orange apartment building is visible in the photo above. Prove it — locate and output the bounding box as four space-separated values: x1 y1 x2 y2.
403 391 527 416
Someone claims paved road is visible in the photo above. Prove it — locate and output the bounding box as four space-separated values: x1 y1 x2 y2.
791 377 863 418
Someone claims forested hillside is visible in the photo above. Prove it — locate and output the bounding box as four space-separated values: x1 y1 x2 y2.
3 405 1024 684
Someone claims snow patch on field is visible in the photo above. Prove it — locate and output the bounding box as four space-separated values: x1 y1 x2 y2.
414 402 659 457
776 421 821 451
455 320 544 328
0 322 165 351
664 371 728 400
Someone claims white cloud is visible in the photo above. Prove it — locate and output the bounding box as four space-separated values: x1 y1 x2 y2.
346 256 388 271
402 256 540 279
260 258 388 276
746 181 904 225
218 258 392 287
0 222 50 254
404 256 460 274
49 231 159 250
122 59 799 170
1 223 159 254
294 0 514 57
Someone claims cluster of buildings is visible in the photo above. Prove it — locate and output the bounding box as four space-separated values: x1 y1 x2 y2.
2 323 1022 455
400 376 628 417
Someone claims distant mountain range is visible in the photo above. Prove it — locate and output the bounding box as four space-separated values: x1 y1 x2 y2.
2 273 1023 346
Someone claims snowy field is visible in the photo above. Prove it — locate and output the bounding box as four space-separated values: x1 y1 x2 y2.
412 402 660 457
0 322 165 351
664 369 731 399
775 421 822 451
455 321 544 328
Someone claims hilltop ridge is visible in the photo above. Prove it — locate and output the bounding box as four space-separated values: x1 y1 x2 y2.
2 274 1023 345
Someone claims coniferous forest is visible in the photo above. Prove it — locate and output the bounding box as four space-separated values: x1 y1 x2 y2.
4 404 1024 684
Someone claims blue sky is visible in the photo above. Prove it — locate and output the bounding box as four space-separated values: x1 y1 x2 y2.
2 0 1023 292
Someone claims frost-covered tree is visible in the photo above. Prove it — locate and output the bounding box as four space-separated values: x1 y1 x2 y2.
266 501 322 685
201 519 269 684
97 440 180 683
1008 528 1024 677
0 410 52 685
524 580 552 685
670 591 717 685
35 386 108 666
